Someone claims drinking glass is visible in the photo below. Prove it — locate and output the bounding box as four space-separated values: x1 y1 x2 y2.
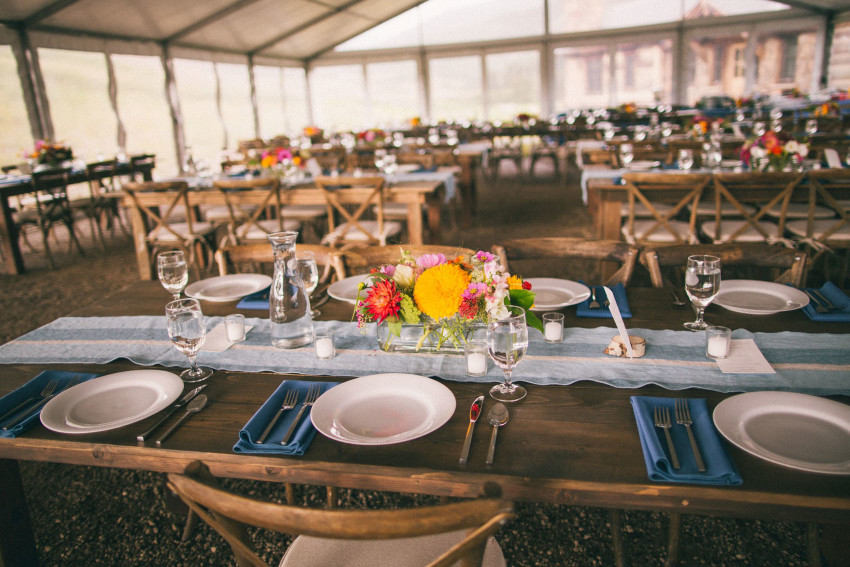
806 119 818 136
373 148 387 171
157 250 189 300
296 252 321 317
678 149 694 171
165 298 213 383
684 255 721 331
619 143 634 168
487 305 529 402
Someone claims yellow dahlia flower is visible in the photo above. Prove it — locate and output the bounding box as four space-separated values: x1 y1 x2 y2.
507 275 524 290
413 263 471 320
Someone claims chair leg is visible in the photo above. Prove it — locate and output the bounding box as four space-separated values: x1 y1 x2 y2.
807 523 823 567
665 512 681 567
608 509 627 567
326 486 338 509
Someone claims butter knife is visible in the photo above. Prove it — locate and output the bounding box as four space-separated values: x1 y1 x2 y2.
459 395 484 465
137 384 207 442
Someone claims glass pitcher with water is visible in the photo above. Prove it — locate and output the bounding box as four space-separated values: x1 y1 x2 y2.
268 231 313 348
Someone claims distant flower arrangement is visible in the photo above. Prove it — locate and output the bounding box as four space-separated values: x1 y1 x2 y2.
738 131 808 171
25 140 73 165
355 249 541 349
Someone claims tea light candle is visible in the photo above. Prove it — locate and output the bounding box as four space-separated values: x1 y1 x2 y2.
316 336 335 359
467 352 487 375
707 335 729 358
225 314 245 343
544 321 562 342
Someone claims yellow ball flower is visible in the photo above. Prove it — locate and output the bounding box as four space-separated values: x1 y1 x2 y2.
414 263 471 320
507 275 524 290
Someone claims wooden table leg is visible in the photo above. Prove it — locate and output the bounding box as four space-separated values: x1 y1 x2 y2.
426 194 441 244
127 203 153 280
407 202 424 246
0 459 39 566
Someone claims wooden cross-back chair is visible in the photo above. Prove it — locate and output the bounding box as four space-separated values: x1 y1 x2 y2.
620 172 711 245
314 175 402 249
702 172 804 244
491 237 639 286
167 461 514 567
336 244 475 277
19 167 86 268
85 159 128 243
213 177 299 246
215 242 343 284
123 181 216 278
397 151 436 170
128 154 156 182
640 243 809 289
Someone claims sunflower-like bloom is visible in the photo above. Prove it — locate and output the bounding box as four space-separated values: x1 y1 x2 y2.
365 279 401 323
506 275 524 290
414 263 471 320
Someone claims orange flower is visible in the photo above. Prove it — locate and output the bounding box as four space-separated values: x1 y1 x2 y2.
507 275 524 290
365 279 401 323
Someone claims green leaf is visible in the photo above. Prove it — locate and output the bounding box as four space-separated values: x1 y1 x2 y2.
508 290 543 334
387 319 402 337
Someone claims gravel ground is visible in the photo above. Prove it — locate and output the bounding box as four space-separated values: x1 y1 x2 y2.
1 166 814 566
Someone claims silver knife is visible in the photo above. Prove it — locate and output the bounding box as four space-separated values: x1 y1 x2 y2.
137 384 207 442
805 290 828 314
812 289 838 312
459 395 484 465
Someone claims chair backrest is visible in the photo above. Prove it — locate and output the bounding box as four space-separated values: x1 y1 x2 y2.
800 169 850 243
314 175 387 246
129 154 156 182
640 243 808 288
345 149 380 171
167 461 514 567
336 244 475 277
213 177 281 244
621 172 711 244
309 148 346 172
708 172 804 242
30 167 73 220
491 237 639 286
123 180 198 242
398 151 436 170
215 242 344 282
86 159 118 198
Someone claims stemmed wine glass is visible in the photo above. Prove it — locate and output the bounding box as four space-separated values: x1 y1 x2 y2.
619 143 634 169
296 252 321 317
683 255 721 331
165 298 213 383
487 305 529 402
157 250 188 300
678 149 694 171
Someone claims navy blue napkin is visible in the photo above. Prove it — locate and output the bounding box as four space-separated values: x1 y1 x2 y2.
630 396 742 486
236 286 270 310
576 283 632 318
0 371 99 438
802 282 850 322
233 379 338 455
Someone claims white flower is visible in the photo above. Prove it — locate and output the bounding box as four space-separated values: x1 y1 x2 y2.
784 140 799 155
750 146 767 159
393 264 415 287
796 143 808 158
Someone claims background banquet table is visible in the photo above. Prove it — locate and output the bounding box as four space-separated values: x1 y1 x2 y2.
0 279 848 565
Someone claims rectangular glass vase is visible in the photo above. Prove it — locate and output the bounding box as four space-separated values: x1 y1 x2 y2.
376 319 486 353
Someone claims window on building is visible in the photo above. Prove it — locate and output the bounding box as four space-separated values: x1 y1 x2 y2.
622 50 637 89
553 45 610 110
713 45 725 84
485 50 541 121
734 47 745 78
428 55 483 122
780 35 798 82
614 40 672 106
0 45 32 166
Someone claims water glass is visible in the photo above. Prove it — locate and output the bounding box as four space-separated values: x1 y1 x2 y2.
157 250 188 300
296 252 321 317
487 305 529 402
684 255 721 331
542 313 564 343
165 298 213 383
678 149 694 171
225 314 246 343
806 119 818 136
314 329 336 359
464 341 489 377
705 326 731 359
619 143 634 168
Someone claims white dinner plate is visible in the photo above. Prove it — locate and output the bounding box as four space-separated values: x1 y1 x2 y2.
327 274 370 304
714 280 808 315
41 370 184 434
627 160 661 170
311 373 456 445
713 391 850 475
185 274 272 302
525 278 591 311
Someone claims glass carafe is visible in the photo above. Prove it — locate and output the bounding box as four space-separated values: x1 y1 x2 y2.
268 231 313 348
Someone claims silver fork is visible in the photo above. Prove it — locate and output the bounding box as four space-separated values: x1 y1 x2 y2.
257 389 299 444
653 406 680 470
281 384 321 445
588 287 600 310
0 379 58 424
675 399 706 472
1 376 80 431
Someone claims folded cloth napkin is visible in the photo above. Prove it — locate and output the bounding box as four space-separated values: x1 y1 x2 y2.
0 370 99 438
802 282 850 322
236 286 270 310
576 283 632 318
630 396 742 486
233 379 338 455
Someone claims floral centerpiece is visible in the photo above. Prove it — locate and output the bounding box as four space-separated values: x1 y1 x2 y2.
258 147 304 178
357 128 386 145
24 140 73 166
738 131 808 172
355 249 542 352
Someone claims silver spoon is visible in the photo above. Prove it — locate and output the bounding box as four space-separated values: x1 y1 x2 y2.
155 394 207 447
669 288 687 307
485 403 509 466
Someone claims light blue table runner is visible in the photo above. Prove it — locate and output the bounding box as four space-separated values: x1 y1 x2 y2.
1 317 848 395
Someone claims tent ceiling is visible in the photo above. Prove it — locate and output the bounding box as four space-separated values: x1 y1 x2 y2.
2 0 850 62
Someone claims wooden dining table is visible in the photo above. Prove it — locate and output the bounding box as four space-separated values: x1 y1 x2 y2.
0 279 848 565
0 160 155 276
